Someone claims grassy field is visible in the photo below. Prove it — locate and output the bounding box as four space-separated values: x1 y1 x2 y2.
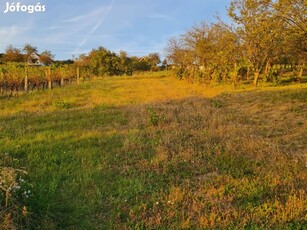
0 72 306 229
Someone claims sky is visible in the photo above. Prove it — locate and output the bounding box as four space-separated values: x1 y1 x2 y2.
0 0 231 60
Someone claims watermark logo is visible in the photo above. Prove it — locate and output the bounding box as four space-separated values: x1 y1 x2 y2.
4 2 46 14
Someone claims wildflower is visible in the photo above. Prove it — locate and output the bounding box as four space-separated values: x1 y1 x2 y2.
11 185 21 191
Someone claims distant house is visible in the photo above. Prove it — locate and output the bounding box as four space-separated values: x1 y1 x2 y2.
27 52 45 66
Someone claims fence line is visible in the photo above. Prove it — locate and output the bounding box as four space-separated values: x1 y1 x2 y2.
0 65 90 97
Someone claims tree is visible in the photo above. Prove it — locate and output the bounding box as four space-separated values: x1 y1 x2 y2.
147 53 161 71
75 53 90 67
23 43 38 56
166 21 240 82
166 37 191 67
274 0 306 33
2 45 24 63
273 0 307 74
118 50 132 75
75 48 135 76
131 57 151 72
228 0 284 86
40 50 54 65
87 47 122 76
185 21 240 81
161 59 168 70
165 0 306 85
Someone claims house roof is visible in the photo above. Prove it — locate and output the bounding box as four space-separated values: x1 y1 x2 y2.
27 52 44 66
30 52 41 59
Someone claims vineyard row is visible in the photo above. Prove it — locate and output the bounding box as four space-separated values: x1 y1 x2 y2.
0 64 92 96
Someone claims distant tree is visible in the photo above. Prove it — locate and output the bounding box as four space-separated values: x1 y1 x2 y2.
52 59 74 66
131 57 151 72
23 43 38 56
75 53 90 67
119 50 128 60
2 45 24 62
40 50 55 65
147 53 161 71
86 47 123 76
161 59 168 70
119 50 133 75
166 37 191 68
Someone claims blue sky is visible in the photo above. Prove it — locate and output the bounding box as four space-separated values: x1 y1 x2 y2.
0 0 230 60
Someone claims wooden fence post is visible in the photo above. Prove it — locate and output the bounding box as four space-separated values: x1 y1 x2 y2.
24 67 28 93
76 67 80 85
61 68 64 87
47 67 52 90
298 63 304 78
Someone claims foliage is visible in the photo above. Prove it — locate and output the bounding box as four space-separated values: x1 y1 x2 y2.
23 44 38 58
2 45 24 63
40 50 54 66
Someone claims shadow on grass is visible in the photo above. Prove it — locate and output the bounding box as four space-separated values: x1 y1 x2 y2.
278 76 307 85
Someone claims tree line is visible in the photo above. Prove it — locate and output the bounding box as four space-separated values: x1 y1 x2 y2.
165 0 306 86
75 47 165 76
0 44 166 76
0 43 54 66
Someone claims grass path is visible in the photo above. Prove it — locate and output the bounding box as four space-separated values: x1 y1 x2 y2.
0 72 306 228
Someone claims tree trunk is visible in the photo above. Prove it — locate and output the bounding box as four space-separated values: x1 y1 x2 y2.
298 63 304 78
264 61 271 76
46 67 52 90
246 67 251 80
253 71 260 87
24 68 28 93
76 67 80 84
